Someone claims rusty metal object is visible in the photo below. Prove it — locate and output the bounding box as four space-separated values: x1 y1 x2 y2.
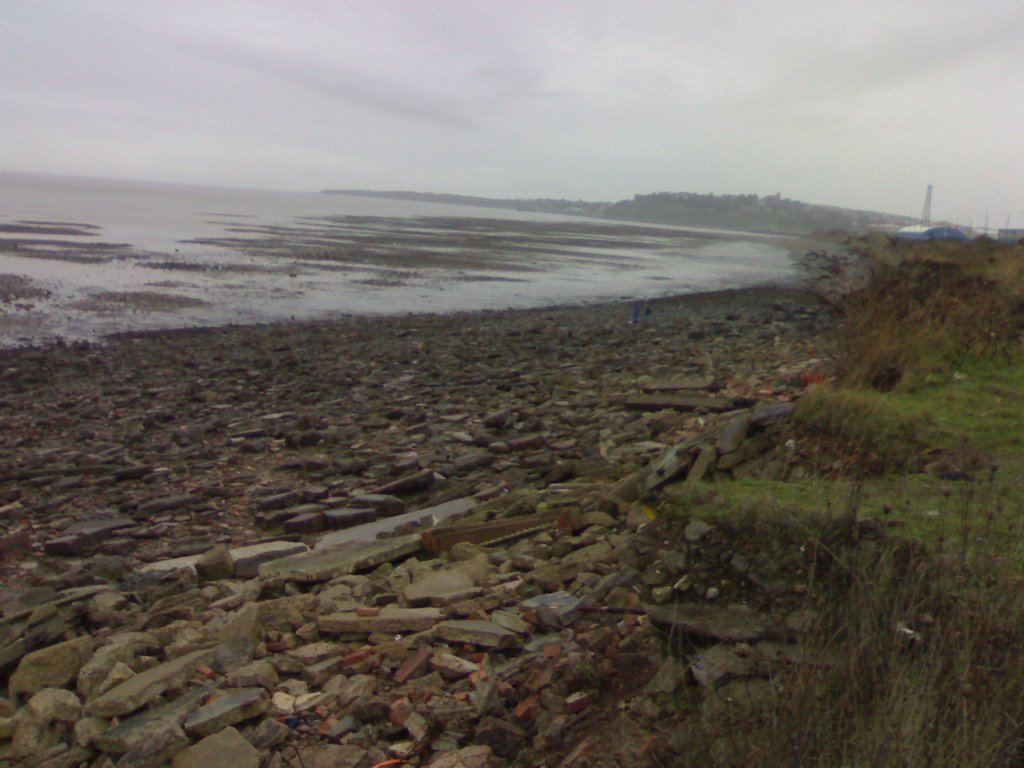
421 508 582 554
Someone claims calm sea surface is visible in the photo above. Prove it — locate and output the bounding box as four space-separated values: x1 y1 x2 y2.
0 172 799 345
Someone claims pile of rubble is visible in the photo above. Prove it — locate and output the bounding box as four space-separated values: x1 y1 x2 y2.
0 287 837 766
0 472 829 768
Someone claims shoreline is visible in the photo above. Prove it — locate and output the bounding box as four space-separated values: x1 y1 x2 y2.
1 190 823 347
0 232 830 351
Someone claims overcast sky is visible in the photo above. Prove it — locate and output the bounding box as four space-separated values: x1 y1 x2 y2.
2 0 1022 224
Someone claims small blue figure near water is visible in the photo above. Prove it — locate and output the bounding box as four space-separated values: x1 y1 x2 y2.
631 302 641 324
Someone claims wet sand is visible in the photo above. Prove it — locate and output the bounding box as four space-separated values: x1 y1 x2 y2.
0 213 803 347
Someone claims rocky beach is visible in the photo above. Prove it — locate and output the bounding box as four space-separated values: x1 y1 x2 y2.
0 269 851 768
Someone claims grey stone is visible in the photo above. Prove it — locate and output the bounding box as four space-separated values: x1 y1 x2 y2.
640 443 694 493
231 540 310 578
433 620 520 649
115 721 190 768
749 402 796 427
261 534 422 582
403 569 475 606
228 659 278 689
135 494 199 516
92 686 211 754
428 745 495 768
246 718 291 750
689 645 758 689
183 687 269 739
9 635 94 698
87 648 215 718
429 652 479 680
173 727 259 768
194 545 234 582
645 655 687 696
314 498 475 552
44 516 137 556
347 493 405 516
77 632 160 699
475 716 527 759
717 413 751 454
324 714 362 741
520 592 582 628
323 508 378 529
374 469 435 496
284 511 326 534
686 446 717 483
319 605 444 635
298 744 370 768
645 603 768 643
325 674 376 707
25 687 82 722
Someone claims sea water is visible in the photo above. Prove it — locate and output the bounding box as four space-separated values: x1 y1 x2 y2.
0 172 799 344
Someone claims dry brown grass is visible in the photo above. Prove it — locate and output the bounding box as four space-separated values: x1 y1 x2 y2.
834 255 1024 391
670 509 1024 768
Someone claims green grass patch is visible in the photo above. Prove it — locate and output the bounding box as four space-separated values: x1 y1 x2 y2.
795 385 940 470
666 356 1024 562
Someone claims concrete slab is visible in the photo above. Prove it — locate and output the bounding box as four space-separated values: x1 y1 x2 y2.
259 534 422 582
314 497 476 552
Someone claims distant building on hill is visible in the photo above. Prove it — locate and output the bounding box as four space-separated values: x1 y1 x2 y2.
895 224 968 241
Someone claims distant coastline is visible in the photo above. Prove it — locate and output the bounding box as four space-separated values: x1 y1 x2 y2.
324 188 916 236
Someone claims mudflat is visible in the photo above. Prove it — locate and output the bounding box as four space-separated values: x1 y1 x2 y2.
0 212 799 345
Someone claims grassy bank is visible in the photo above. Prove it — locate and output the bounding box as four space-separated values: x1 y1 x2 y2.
658 237 1024 766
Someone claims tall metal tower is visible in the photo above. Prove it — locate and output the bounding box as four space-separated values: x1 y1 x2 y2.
921 184 932 226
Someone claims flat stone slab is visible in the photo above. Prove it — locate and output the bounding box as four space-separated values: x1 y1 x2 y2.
347 493 405 516
92 685 211 754
323 508 378 530
44 516 138 556
172 726 259 768
261 534 421 582
87 648 215 718
183 687 269 738
231 541 310 578
314 497 476 552
320 605 444 635
137 554 204 579
749 401 797 427
403 569 476 606
137 540 310 580
645 603 768 643
433 620 520 649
